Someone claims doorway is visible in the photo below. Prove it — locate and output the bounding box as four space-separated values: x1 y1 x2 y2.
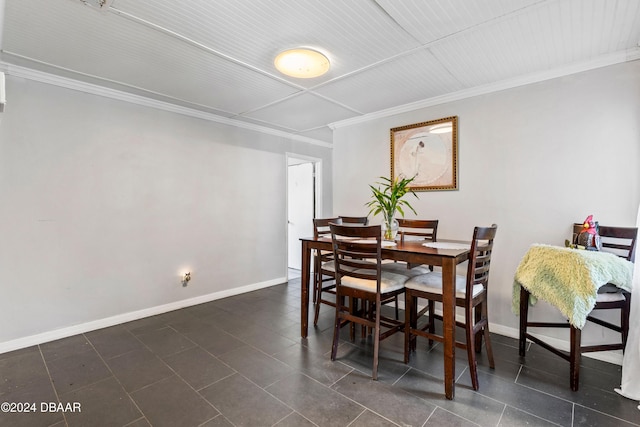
287 154 322 276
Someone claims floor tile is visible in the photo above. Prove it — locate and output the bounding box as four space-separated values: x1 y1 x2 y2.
45 347 111 395
499 406 561 426
272 343 353 386
332 370 435 426
183 328 247 356
217 346 292 387
456 369 574 426
349 410 398 427
237 328 298 355
266 372 365 426
200 373 292 427
395 368 506 426
106 348 173 392
162 346 235 390
0 349 51 395
199 414 235 426
85 325 146 360
423 407 478 426
131 375 219 427
135 326 195 357
40 335 94 362
273 411 316 427
60 376 142 427
573 404 640 427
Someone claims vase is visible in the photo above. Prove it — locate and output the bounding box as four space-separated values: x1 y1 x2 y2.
382 216 399 241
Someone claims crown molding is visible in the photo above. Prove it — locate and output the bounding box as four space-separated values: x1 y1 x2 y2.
0 62 333 149
329 48 640 130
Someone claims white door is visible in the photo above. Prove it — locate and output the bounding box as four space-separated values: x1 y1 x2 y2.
287 162 314 270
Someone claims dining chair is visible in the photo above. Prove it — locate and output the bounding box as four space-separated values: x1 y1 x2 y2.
312 217 342 326
380 219 439 318
397 218 439 270
329 223 408 380
339 215 369 225
397 218 439 244
519 224 637 391
404 224 498 391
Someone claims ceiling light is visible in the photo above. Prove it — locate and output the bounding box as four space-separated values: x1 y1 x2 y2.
274 48 330 78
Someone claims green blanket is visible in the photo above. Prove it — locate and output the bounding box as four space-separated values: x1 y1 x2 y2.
512 244 633 329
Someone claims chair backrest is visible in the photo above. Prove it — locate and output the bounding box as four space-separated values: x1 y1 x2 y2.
397 219 438 243
466 224 498 297
572 223 637 261
339 216 369 225
313 217 342 239
329 223 382 290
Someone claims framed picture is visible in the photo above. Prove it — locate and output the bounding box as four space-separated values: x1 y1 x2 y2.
390 116 458 191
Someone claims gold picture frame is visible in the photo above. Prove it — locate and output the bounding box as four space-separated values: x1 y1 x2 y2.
390 116 458 191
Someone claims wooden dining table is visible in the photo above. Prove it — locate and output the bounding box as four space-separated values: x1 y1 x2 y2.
299 235 470 399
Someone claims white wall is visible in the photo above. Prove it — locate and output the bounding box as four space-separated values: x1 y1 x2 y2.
333 60 640 362
0 74 332 350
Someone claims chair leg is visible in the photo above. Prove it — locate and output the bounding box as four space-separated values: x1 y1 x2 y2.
570 325 581 391
349 296 356 342
428 300 435 347
465 305 479 391
519 286 529 357
331 296 342 362
394 295 399 320
313 279 323 326
410 296 419 352
480 302 495 369
404 291 413 363
372 301 381 380
474 304 483 353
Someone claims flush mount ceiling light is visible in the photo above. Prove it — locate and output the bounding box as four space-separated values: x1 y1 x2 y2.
274 48 330 78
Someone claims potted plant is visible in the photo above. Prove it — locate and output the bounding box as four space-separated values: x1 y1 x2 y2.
366 175 419 240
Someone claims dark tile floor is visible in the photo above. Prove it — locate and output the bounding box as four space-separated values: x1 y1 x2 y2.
1 275 638 427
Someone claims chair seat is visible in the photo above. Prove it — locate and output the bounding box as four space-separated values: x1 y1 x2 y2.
321 259 372 273
381 262 432 277
596 291 626 303
342 271 408 293
405 272 484 298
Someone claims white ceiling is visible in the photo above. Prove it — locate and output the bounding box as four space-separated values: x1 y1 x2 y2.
1 0 639 144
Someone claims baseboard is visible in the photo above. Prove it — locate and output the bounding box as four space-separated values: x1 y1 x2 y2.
0 277 286 355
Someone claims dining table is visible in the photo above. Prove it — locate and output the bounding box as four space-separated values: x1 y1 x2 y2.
299 235 471 400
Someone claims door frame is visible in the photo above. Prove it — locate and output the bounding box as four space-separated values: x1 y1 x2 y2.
286 153 323 279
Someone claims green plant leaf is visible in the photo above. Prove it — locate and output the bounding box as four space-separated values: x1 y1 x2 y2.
365 175 419 220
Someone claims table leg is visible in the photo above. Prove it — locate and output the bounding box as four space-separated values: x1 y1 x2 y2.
442 258 456 400
300 240 311 338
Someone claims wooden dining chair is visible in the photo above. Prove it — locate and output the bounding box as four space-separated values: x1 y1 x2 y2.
329 223 408 380
397 218 438 244
404 224 498 391
397 218 439 270
379 219 439 318
339 216 369 225
312 217 342 326
519 224 637 391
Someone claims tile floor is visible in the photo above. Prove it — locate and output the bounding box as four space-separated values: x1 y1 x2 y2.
0 274 638 427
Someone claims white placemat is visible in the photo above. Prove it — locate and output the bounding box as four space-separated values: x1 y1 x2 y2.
350 239 397 247
422 242 470 250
